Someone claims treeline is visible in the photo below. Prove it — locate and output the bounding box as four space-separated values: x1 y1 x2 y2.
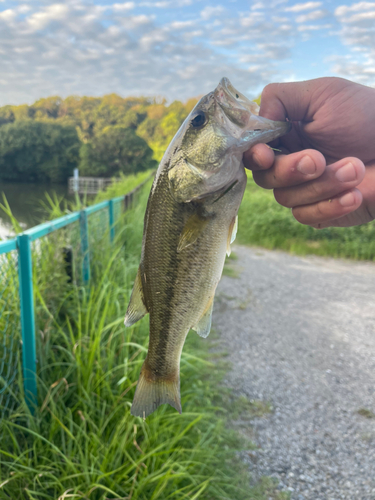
0 94 198 183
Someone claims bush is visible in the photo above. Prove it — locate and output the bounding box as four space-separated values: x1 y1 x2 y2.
79 126 157 177
0 120 80 183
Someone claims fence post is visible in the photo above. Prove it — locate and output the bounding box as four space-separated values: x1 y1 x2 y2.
108 199 115 243
17 234 37 412
80 209 90 284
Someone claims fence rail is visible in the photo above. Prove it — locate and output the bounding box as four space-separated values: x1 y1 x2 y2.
0 175 152 415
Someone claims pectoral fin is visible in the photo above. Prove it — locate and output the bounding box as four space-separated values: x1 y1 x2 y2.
178 213 209 252
193 296 214 338
226 215 238 257
124 268 148 327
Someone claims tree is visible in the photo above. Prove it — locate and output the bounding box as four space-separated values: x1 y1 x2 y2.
0 121 80 182
0 106 15 126
0 93 199 177
79 126 156 177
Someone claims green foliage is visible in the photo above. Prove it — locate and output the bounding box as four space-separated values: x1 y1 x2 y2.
79 126 156 177
0 93 197 182
0 120 80 183
238 172 375 260
0 105 15 126
137 99 197 162
94 170 155 203
0 180 279 500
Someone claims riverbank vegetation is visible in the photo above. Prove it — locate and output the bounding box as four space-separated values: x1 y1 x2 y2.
0 94 196 182
0 174 288 500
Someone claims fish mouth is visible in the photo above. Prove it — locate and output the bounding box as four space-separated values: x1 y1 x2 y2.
214 77 291 148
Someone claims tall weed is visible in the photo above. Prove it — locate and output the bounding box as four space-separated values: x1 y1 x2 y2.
0 178 263 500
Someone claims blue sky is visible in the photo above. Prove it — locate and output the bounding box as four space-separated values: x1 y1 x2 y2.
0 0 374 105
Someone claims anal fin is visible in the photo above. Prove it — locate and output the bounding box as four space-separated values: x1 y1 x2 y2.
124 268 148 327
226 215 238 257
193 295 214 338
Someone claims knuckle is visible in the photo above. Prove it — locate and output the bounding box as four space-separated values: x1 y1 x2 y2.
261 83 275 100
291 207 306 224
293 202 327 225
274 188 293 208
307 179 324 200
252 171 269 189
314 200 326 219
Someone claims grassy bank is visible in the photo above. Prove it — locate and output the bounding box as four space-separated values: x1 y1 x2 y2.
0 175 287 500
238 174 375 260
94 170 155 202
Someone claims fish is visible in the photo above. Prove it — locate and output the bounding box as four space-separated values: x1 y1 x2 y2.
125 77 291 418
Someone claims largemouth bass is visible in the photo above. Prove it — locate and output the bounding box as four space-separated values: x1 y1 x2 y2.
125 77 290 418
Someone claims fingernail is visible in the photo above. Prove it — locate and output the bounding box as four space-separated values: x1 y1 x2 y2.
296 156 316 175
335 162 356 182
339 192 356 207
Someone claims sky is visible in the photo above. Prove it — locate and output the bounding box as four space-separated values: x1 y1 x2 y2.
0 0 374 105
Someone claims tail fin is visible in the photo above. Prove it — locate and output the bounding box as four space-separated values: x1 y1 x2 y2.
131 362 181 418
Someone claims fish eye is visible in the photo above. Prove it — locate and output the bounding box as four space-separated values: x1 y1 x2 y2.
235 94 239 98
191 111 207 129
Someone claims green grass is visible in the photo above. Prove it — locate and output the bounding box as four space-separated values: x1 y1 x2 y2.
238 173 375 260
222 252 240 278
0 176 286 500
94 170 155 202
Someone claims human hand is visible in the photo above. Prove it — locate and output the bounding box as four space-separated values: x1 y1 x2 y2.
244 77 375 228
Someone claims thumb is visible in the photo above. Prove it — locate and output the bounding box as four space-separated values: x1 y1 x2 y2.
259 80 318 122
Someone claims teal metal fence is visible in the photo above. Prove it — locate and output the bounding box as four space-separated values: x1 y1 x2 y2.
0 179 148 415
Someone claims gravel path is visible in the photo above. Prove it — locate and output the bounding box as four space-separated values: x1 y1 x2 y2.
214 246 375 500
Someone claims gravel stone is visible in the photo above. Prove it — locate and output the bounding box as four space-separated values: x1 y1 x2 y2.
214 246 375 500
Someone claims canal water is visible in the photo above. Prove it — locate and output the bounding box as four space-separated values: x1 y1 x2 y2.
0 182 74 238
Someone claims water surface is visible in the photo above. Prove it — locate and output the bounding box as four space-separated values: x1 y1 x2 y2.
0 182 73 238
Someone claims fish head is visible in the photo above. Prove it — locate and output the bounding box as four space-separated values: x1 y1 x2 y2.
168 77 291 203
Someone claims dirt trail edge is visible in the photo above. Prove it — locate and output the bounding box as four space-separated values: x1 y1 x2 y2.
214 246 375 500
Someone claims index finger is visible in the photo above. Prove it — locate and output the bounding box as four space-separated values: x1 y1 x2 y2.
243 143 276 171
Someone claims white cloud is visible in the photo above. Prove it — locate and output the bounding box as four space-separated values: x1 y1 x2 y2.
200 6 225 20
285 2 322 12
168 20 194 29
1 0 281 104
251 2 265 9
0 9 17 21
112 2 135 11
332 2 375 85
295 9 329 22
297 23 332 31
0 0 351 105
335 2 375 17
27 4 69 31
